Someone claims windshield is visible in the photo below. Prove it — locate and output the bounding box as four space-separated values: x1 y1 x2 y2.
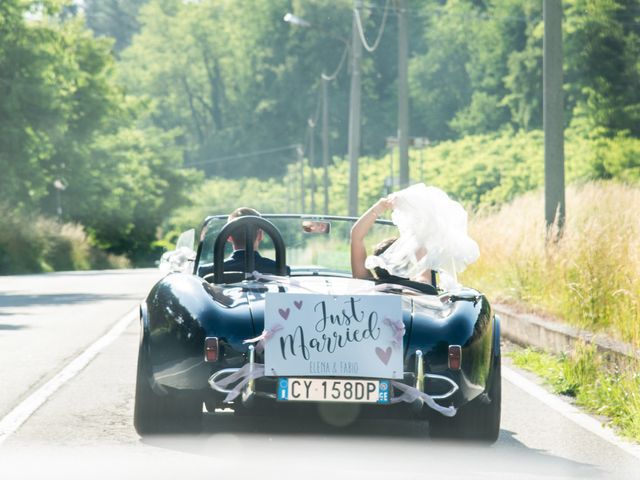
196 215 397 276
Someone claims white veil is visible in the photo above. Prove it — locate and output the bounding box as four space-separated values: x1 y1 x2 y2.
364 184 479 289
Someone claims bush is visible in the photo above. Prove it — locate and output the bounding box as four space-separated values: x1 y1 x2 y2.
0 204 128 274
268 127 640 218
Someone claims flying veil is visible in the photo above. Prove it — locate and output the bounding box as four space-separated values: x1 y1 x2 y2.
364 183 479 289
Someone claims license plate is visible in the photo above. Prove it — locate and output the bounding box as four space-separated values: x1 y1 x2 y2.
277 378 390 404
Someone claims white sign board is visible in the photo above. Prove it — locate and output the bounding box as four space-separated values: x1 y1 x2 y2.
264 293 404 379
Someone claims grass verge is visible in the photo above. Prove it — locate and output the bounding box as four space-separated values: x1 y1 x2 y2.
510 345 640 442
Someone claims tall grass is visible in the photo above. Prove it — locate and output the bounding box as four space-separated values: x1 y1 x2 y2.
0 204 130 274
462 182 640 346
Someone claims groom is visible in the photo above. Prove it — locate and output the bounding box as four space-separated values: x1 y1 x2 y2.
224 207 288 275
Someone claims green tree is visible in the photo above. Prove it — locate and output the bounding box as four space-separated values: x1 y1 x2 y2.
0 0 197 265
84 0 149 54
118 0 352 178
0 0 117 209
117 0 426 178
409 0 473 141
71 124 196 263
565 0 640 136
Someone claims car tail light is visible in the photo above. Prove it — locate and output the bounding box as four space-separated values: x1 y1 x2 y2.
204 337 219 362
448 345 462 370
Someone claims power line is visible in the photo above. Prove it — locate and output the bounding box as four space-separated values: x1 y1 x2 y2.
309 84 323 129
321 45 348 82
363 2 546 23
354 0 391 53
183 144 298 168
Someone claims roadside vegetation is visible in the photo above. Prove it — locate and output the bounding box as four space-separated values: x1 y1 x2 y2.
461 181 640 346
4 0 640 272
0 204 129 274
461 181 640 442
510 346 640 441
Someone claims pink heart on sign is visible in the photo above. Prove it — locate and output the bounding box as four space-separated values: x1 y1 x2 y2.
278 308 290 320
375 346 392 365
294 300 303 310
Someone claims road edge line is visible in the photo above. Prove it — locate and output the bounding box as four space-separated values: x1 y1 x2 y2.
503 365 640 460
0 306 139 445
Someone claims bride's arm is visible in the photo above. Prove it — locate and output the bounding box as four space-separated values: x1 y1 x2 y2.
350 197 392 279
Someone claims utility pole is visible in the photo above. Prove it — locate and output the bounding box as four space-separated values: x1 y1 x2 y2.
53 179 66 218
322 77 329 215
297 144 305 212
347 0 363 216
309 118 316 213
543 0 565 234
397 0 410 189
389 143 395 191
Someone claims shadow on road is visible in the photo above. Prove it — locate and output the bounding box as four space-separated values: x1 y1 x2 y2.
0 323 26 330
140 412 602 479
0 292 141 309
0 269 159 279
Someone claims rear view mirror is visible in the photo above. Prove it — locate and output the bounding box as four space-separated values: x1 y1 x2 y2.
302 220 330 234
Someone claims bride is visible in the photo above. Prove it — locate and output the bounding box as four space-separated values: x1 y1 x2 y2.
350 184 479 290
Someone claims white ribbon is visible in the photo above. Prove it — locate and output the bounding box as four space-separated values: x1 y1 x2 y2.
251 271 424 296
209 363 266 403
390 381 457 417
243 324 284 353
210 361 456 417
251 271 319 292
383 317 405 349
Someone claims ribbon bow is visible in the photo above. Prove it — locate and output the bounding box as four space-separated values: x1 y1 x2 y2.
390 381 457 417
384 317 405 349
243 324 284 353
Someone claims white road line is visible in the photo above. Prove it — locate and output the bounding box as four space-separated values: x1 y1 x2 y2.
503 365 640 460
0 307 139 445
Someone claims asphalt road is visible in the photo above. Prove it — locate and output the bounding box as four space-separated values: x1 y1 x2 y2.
1 270 639 479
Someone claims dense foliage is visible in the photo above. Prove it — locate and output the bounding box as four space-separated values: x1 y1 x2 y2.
83 0 147 53
166 127 640 239
0 0 196 270
113 0 640 180
0 202 130 273
2 0 640 271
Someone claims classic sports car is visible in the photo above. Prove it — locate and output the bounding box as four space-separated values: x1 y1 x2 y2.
134 214 501 442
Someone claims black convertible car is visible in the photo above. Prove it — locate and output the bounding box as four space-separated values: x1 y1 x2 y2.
134 214 501 442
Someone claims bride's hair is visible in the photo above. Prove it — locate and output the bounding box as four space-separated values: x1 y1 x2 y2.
373 237 397 256
371 237 397 279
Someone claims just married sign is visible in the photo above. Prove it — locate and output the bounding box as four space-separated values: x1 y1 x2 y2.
263 292 404 379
